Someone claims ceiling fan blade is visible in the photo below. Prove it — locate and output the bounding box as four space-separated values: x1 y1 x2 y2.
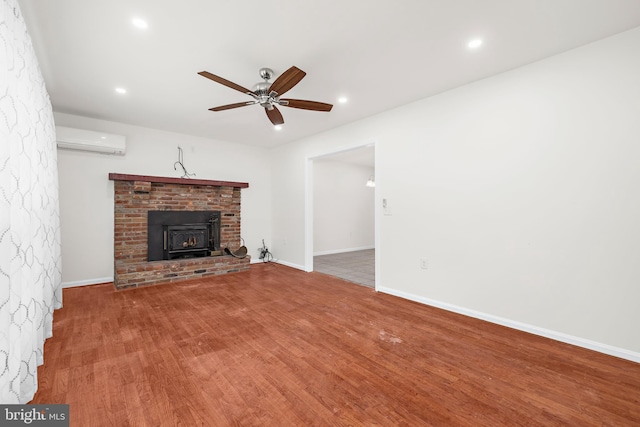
198 71 255 95
280 99 333 112
269 66 306 96
209 101 256 111
265 106 284 125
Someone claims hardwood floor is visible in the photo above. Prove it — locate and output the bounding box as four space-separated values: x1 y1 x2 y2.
32 264 640 426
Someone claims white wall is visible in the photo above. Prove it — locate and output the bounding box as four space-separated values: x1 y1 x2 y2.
55 112 271 286
271 27 640 359
313 160 374 255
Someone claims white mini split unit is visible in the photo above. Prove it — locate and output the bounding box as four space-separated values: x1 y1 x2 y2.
56 126 126 155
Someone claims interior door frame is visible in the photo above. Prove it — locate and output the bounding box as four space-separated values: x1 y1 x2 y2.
304 140 380 290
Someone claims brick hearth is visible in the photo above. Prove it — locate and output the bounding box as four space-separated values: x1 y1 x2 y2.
109 173 250 289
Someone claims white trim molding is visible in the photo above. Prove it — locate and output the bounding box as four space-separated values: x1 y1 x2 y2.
275 260 306 271
378 286 640 364
313 246 375 256
62 277 114 288
304 139 378 274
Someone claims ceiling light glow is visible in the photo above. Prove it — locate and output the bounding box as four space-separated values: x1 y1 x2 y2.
338 96 348 104
115 87 127 94
132 18 148 29
274 125 283 131
468 39 483 49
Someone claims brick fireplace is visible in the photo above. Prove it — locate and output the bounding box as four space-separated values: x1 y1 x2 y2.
109 173 250 289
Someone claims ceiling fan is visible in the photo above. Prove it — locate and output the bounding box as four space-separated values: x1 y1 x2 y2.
198 66 333 126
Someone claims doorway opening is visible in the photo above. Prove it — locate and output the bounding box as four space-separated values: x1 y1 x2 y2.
305 143 378 289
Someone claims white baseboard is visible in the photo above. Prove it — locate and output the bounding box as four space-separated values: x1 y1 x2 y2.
378 286 640 364
313 246 375 256
62 277 113 288
274 260 306 271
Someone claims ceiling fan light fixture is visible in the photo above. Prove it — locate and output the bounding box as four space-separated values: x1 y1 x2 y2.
274 125 283 131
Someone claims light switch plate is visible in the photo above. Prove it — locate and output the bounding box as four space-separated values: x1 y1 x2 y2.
383 198 392 215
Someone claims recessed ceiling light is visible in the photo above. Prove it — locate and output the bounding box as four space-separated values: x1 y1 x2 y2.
274 125 283 131
338 96 348 104
468 39 483 49
132 18 148 29
115 87 127 94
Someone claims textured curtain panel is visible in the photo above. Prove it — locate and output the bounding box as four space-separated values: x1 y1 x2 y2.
0 0 63 404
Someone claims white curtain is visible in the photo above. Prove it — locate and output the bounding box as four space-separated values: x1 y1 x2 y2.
0 0 63 404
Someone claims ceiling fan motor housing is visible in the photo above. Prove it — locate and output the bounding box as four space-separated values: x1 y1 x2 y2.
252 81 276 108
254 68 278 109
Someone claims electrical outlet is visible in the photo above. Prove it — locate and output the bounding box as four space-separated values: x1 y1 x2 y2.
420 258 428 269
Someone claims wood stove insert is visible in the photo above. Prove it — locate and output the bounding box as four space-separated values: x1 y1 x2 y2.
148 210 221 261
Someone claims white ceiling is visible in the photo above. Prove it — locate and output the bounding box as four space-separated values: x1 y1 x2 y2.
18 0 640 148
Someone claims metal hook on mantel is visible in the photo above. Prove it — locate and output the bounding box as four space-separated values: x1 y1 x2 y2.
174 146 195 178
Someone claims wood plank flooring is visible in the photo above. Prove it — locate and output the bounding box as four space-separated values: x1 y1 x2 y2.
32 264 640 426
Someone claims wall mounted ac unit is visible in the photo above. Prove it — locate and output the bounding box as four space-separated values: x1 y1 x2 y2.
56 126 126 155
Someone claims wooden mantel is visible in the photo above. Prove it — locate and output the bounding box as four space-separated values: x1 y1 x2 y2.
108 173 249 188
